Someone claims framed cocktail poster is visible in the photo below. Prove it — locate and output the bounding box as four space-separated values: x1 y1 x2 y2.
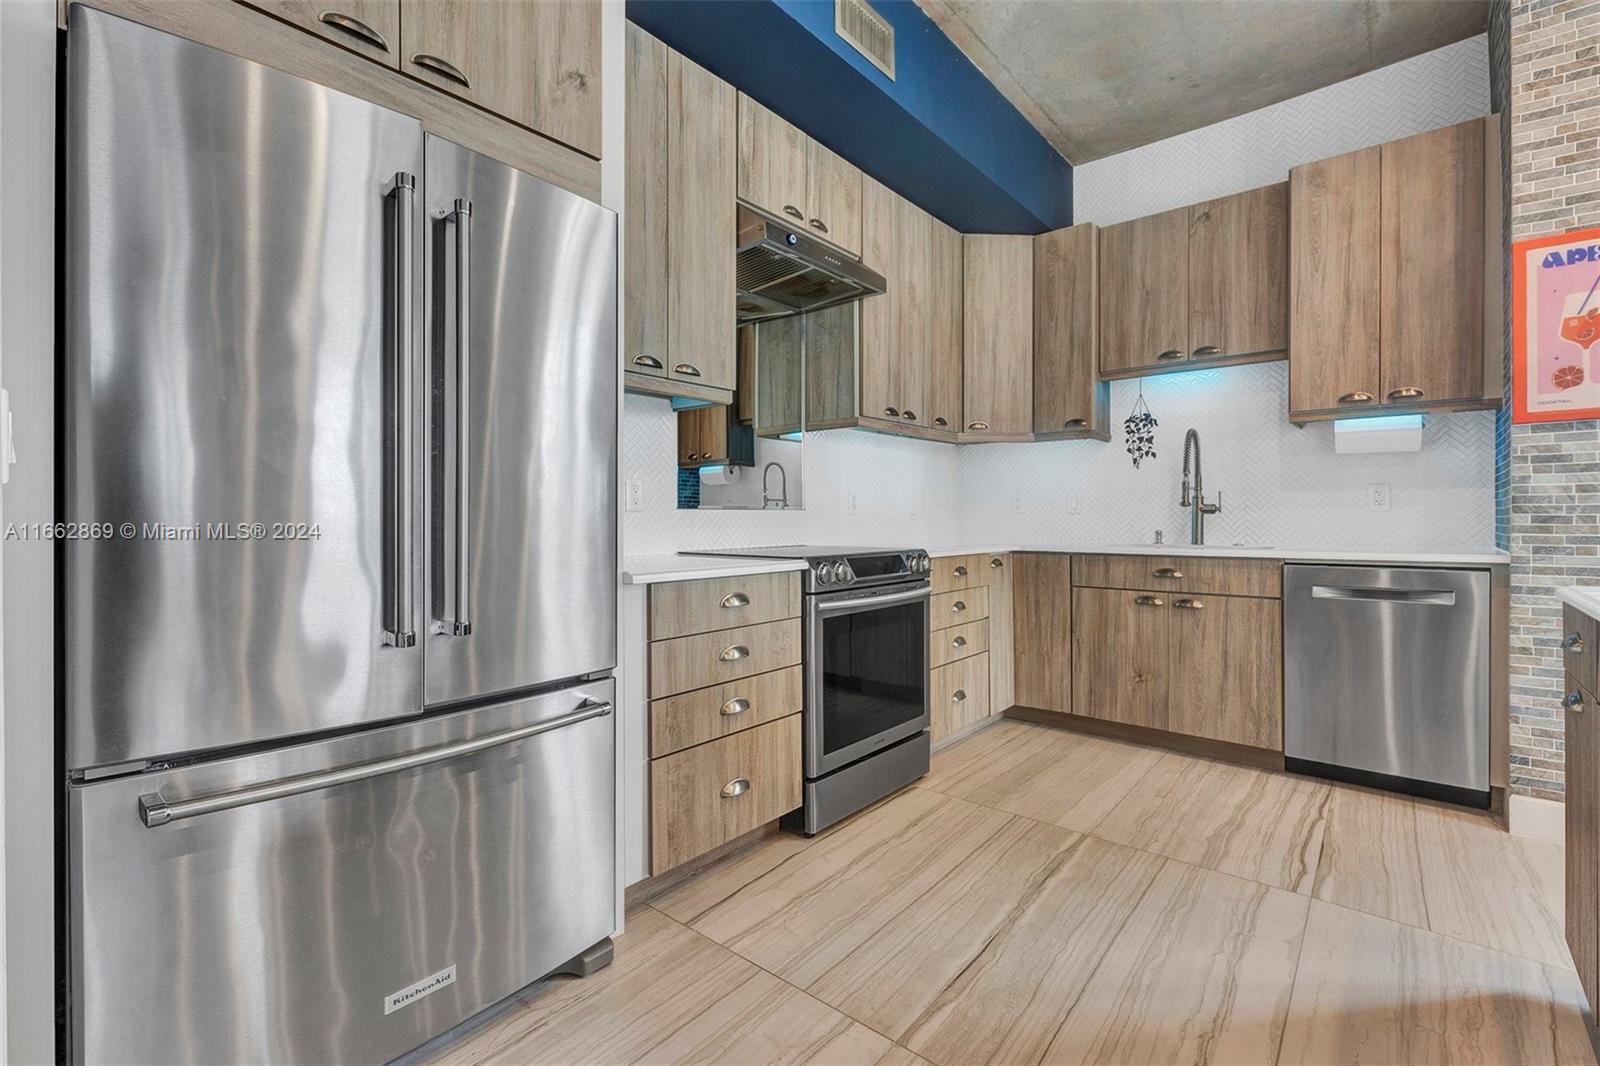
1514 225 1600 423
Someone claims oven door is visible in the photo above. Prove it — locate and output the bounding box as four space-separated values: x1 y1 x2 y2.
806 582 930 777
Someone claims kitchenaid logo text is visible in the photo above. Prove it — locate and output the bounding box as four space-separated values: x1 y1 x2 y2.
1542 244 1600 268
383 964 457 1015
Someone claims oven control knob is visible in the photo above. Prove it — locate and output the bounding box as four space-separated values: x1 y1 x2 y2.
831 561 850 584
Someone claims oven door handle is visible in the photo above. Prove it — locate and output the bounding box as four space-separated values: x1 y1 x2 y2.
812 586 931 612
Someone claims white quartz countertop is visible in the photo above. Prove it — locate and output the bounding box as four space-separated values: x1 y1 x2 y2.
1559 586 1600 620
623 544 1508 584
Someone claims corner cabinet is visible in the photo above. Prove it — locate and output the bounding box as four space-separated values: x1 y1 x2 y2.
963 235 1034 439
1099 184 1287 378
624 26 736 402
1033 223 1109 440
1289 115 1501 422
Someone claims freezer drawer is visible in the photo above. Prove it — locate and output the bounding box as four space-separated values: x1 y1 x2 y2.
68 680 615 1065
1284 565 1489 795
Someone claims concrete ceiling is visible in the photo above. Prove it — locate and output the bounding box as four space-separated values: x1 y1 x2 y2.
917 0 1488 163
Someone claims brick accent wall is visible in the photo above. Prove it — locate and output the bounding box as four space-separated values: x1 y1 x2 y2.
1508 0 1600 799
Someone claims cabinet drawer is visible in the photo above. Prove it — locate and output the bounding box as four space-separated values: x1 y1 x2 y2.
649 571 800 640
650 665 803 758
650 714 802 875
1564 605 1599 698
931 652 990 741
931 554 987 593
932 619 989 668
932 586 989 631
649 619 801 699
1073 554 1281 598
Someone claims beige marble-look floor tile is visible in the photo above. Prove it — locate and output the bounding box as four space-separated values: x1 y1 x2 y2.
649 828 815 925
873 1046 935 1066
1041 858 1309 1066
1414 799 1568 967
1312 783 1430 929
1278 900 1595 1066
692 791 1014 988
805 815 1081 1038
921 719 1032 792
899 835 1166 1066
1090 751 1329 893
926 721 1164 832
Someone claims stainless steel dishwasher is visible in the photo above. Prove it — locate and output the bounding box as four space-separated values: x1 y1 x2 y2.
1284 565 1490 806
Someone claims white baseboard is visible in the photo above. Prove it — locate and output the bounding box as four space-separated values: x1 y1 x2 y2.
1509 794 1564 845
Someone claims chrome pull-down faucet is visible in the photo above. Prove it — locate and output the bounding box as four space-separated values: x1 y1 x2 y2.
762 462 788 510
1180 428 1222 545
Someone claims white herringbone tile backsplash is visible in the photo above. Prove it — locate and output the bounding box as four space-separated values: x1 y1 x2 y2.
622 35 1498 559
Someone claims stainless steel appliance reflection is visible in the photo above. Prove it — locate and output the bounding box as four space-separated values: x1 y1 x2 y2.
64 9 618 1063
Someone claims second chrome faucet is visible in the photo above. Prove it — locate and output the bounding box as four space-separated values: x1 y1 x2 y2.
1180 428 1222 545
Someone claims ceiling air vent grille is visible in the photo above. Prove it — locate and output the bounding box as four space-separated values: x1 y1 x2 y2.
835 0 895 80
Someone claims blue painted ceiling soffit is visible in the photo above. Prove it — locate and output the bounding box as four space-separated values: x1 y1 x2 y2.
625 0 1072 233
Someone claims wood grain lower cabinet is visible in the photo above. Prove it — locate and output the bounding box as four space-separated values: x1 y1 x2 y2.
932 586 989 630
650 715 802 875
985 554 1015 714
648 570 800 640
932 619 990 669
963 235 1034 438
648 619 801 699
931 651 990 742
1566 672 1599 1014
1168 593 1282 750
401 0 600 158
1072 587 1169 731
1073 553 1282 598
649 666 803 758
244 0 401 66
1033 223 1109 440
1012 553 1072 714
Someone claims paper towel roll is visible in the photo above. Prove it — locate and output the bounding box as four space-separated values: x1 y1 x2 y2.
699 464 743 486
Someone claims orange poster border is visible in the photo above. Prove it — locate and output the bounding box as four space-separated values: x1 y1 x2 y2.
1513 224 1600 424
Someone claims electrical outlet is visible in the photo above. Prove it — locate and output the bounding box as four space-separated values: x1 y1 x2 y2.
1066 495 1082 515
625 477 642 513
848 492 860 515
1367 483 1391 512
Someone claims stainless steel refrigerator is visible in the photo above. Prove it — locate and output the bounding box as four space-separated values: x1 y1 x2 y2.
63 8 618 1063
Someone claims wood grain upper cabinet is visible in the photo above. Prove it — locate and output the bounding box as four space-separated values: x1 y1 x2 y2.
402 0 601 157
1288 146 1381 413
928 218 964 435
624 24 668 380
1099 206 1189 375
737 94 809 226
963 234 1034 437
894 198 932 427
806 141 863 256
1013 554 1072 714
1034 223 1109 440
1381 118 1485 408
1188 183 1288 362
1167 594 1282 750
246 0 401 67
859 175 899 423
665 47 737 392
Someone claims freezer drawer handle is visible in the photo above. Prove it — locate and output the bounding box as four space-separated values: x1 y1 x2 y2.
137 699 613 828
384 172 418 649
1310 585 1455 606
438 198 474 637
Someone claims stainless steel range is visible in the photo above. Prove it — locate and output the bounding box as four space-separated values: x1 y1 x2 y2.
681 547 932 832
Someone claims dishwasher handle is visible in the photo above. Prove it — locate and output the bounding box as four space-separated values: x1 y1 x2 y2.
1310 585 1456 606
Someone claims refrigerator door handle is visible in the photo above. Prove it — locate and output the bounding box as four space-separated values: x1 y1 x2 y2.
138 699 613 827
384 172 418 648
440 197 473 637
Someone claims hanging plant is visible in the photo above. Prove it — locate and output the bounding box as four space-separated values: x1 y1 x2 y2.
1123 383 1157 469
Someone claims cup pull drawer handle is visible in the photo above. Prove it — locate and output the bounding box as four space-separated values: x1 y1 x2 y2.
1135 595 1164 607
991 557 1004 568
1174 598 1204 610
1388 387 1424 400
1565 691 1586 712
952 636 968 647
1153 567 1183 579
412 53 470 88
809 218 830 234
1192 345 1221 358
883 406 900 417
632 354 664 369
1064 418 1087 428
319 10 390 50
934 416 949 427
1338 391 1374 404
1562 633 1585 653
722 777 751 798
954 565 968 577
951 689 967 703
952 600 967 612
966 421 989 431
782 205 804 220
719 644 750 662
902 410 917 421
1156 349 1183 361
721 698 750 717
673 362 702 377
721 592 750 608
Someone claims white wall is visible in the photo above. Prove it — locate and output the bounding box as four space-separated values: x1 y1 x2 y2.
621 35 1499 559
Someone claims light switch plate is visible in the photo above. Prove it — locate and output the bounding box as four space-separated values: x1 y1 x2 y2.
625 477 642 513
848 492 860 515
1367 483 1391 512
1066 495 1082 515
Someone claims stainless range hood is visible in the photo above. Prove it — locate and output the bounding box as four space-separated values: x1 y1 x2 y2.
736 204 886 323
